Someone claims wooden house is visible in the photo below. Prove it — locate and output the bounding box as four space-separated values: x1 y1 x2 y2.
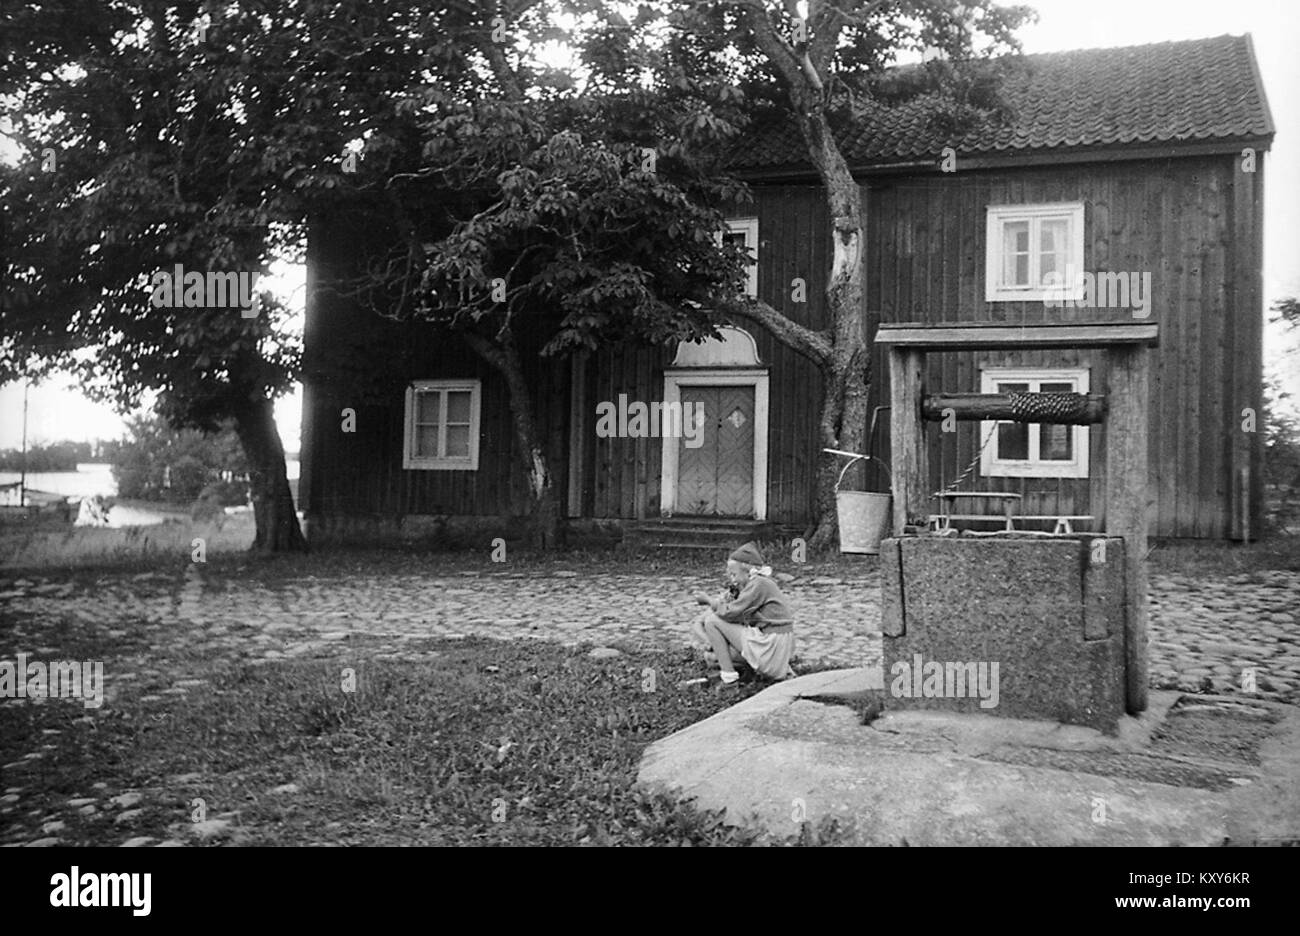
300 35 1273 544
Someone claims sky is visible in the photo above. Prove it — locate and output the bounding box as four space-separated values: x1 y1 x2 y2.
2 0 1297 455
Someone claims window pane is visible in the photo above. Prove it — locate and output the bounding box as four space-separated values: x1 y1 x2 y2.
416 391 441 425
1040 381 1074 394
1039 424 1073 460
446 390 471 423
998 422 1029 460
997 382 1030 394
415 425 439 457
1002 222 1030 286
1038 218 1069 283
445 425 471 457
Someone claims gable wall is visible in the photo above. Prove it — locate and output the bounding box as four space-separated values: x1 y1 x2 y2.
856 152 1262 538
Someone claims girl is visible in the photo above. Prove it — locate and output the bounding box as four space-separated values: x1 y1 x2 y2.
689 542 796 684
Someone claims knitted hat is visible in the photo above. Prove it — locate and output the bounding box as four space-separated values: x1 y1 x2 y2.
728 542 765 566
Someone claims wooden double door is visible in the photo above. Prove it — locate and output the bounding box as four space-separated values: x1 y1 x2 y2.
675 385 755 516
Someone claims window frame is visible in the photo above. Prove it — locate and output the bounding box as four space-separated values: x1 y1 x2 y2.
716 217 759 298
978 367 1090 479
984 202 1085 302
403 379 481 470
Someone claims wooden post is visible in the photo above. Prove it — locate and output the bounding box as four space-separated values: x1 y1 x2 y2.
1241 467 1251 544
889 348 928 534
1105 345 1150 714
567 352 588 519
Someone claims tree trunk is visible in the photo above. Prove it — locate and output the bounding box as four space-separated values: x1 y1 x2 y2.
464 333 565 550
736 3 873 553
234 396 308 553
801 111 871 552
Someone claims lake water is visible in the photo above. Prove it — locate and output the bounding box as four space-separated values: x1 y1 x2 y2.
0 461 299 527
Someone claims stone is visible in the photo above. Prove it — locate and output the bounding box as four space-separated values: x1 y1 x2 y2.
110 792 143 809
40 820 66 834
0 795 17 806
269 783 299 795
587 647 623 660
114 809 145 825
66 797 96 807
121 837 155 847
880 536 1126 732
25 838 60 847
189 818 232 840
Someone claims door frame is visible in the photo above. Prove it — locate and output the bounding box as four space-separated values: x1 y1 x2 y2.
660 369 769 520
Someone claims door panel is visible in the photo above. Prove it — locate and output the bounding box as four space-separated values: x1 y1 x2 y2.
676 386 755 516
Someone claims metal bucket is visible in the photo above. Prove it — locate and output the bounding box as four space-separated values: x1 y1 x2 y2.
836 490 892 554
825 449 893 555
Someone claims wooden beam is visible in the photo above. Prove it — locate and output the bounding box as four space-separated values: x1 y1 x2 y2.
922 393 1107 424
888 348 928 533
1105 345 1150 715
875 322 1159 350
566 352 588 519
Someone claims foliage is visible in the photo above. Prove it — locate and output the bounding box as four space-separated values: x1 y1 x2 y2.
1 0 496 548
111 411 248 504
0 441 87 472
1264 298 1300 493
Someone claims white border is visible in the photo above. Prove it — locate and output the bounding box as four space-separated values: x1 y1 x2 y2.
985 202 1085 302
716 217 759 298
403 379 481 470
660 368 769 519
978 367 1090 479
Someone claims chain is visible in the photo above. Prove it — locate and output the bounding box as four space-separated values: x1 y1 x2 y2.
941 424 998 494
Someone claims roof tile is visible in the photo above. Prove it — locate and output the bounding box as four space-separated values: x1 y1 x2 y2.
731 35 1273 171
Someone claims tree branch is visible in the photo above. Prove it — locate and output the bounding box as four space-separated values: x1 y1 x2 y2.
715 295 833 366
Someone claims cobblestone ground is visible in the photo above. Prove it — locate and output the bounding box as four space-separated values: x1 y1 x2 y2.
2 563 1297 699
1 561 1297 846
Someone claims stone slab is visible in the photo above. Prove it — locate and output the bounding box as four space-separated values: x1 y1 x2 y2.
880 536 1127 731
636 669 1300 846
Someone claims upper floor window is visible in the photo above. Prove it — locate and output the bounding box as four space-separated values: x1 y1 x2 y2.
979 368 1090 478
404 379 481 470
985 202 1084 302
717 217 758 297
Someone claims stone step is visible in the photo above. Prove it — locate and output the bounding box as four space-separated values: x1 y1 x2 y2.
624 518 780 552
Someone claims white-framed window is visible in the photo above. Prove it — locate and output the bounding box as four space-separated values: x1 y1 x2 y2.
403 379 481 470
985 202 1085 302
979 368 1090 479
716 217 758 297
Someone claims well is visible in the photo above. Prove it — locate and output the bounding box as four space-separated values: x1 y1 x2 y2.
880 534 1127 732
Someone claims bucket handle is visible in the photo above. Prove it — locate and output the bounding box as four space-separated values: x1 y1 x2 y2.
823 448 893 493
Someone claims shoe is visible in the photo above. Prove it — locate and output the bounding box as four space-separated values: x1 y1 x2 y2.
718 670 740 686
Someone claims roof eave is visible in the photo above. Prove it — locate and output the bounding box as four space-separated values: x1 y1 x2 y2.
729 135 1275 182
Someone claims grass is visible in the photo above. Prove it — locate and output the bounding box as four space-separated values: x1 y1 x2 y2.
0 512 255 570
1147 537 1300 578
0 636 848 846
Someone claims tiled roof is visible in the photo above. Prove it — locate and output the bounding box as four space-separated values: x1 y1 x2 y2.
730 34 1274 172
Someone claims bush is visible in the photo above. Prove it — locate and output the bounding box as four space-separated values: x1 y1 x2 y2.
111 413 249 504
168 455 209 502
